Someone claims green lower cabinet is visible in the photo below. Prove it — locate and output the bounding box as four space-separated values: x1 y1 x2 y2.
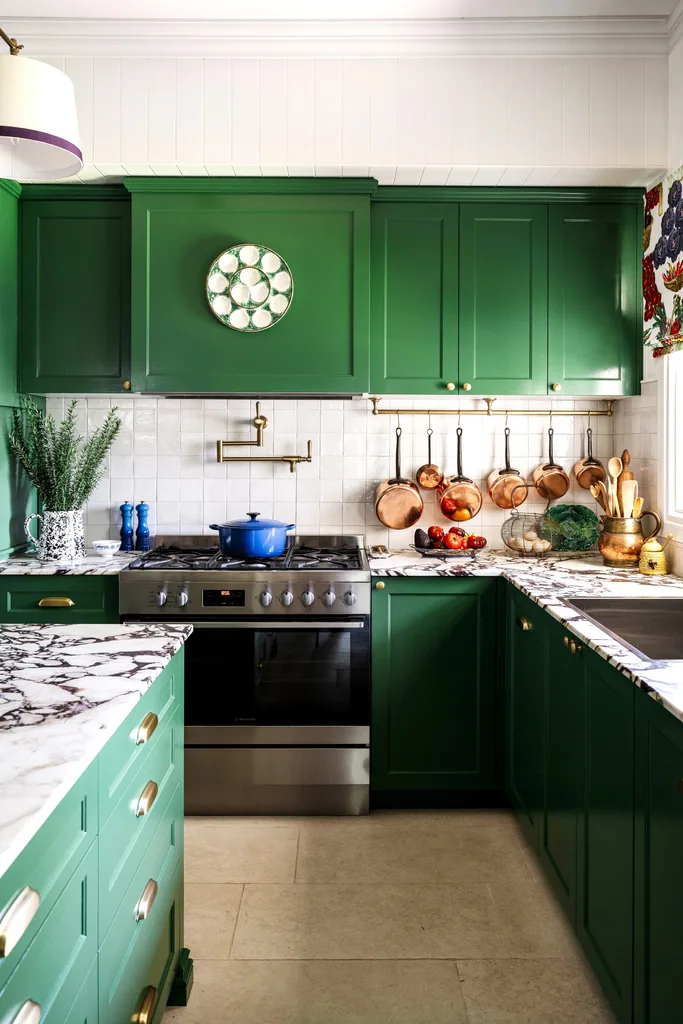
634 688 683 1024
371 577 498 796
0 575 119 624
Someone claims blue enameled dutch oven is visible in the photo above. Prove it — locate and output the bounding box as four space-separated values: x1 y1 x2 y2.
209 512 295 558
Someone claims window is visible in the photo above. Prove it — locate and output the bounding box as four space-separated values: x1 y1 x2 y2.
662 352 683 530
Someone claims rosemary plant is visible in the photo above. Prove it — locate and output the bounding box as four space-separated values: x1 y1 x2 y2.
9 397 121 511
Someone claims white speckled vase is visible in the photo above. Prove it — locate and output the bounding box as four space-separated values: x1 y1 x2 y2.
24 510 86 562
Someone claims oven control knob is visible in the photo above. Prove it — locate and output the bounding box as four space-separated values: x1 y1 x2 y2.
155 589 168 607
321 589 336 607
300 589 315 607
176 589 189 607
280 590 294 607
343 590 357 607
259 589 273 608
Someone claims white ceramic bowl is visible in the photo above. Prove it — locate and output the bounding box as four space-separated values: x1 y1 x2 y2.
92 540 121 558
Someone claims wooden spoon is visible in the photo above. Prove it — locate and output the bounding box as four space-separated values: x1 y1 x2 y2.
617 449 633 513
621 479 638 518
632 496 644 519
594 479 610 516
607 456 623 517
590 483 609 513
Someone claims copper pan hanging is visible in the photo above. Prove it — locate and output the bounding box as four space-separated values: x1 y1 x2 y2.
438 426 483 523
488 425 528 510
376 427 424 530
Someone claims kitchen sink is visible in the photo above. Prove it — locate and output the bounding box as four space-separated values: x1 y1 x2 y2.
563 597 683 662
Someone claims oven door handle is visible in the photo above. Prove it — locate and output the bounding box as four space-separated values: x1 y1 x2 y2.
186 620 365 629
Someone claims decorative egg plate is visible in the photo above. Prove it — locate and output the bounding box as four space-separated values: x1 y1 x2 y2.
206 244 293 332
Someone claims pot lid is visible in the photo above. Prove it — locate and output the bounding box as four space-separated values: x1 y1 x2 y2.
213 512 295 532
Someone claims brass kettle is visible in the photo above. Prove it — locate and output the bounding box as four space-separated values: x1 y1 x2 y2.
598 512 661 568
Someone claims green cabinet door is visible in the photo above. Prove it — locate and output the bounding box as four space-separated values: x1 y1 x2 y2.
19 197 131 394
0 575 119 624
371 577 498 795
505 585 547 852
548 204 640 396
634 688 683 1024
0 182 19 407
128 187 370 393
539 618 585 925
577 648 634 1024
459 204 548 395
370 203 458 394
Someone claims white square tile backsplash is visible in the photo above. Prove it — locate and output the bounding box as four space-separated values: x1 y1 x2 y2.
46 395 615 551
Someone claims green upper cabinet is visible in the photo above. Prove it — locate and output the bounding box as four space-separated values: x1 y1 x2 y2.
548 204 641 396
127 182 371 394
0 180 19 406
371 577 499 795
459 204 548 395
20 192 131 394
370 203 458 394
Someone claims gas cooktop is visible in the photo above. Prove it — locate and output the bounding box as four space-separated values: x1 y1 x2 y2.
124 535 367 572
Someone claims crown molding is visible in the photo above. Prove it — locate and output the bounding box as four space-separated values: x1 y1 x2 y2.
8 16 670 58
0 179 21 199
123 176 379 195
669 0 683 48
20 183 128 199
373 185 645 203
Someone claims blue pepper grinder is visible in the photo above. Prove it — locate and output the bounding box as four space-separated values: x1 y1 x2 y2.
120 500 134 552
135 500 150 552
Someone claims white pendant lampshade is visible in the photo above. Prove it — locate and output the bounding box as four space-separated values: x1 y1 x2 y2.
0 51 82 180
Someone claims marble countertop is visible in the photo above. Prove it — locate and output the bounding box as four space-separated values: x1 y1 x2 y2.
0 551 138 575
0 622 192 877
370 548 683 725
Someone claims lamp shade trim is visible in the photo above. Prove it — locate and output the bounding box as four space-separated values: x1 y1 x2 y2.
0 125 82 162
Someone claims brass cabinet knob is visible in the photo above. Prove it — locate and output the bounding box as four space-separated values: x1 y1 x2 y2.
11 1001 41 1024
133 986 157 1024
123 380 131 390
446 382 456 391
569 639 583 655
135 781 159 818
563 636 569 647
135 712 159 746
462 382 472 392
375 581 385 590
0 886 40 958
516 616 532 632
37 597 74 609
551 383 562 392
135 879 159 923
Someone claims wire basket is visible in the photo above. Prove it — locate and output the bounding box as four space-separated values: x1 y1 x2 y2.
500 485 554 556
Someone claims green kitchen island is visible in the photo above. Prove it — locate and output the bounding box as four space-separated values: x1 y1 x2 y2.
0 621 192 1024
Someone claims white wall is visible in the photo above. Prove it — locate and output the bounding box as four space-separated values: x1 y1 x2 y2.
45 394 613 552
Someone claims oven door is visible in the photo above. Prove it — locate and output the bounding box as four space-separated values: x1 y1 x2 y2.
182 616 370 743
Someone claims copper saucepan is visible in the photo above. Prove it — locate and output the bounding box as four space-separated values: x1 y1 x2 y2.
416 426 443 490
438 427 483 523
376 427 424 530
533 427 570 500
574 426 606 490
488 426 528 510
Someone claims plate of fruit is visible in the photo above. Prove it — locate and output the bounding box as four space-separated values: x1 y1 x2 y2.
412 526 487 557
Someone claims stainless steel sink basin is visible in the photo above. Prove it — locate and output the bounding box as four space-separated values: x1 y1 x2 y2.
563 597 683 662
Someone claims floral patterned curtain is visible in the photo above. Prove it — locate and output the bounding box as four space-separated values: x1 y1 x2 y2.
643 169 683 358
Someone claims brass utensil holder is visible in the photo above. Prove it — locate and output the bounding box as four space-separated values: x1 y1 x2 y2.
598 513 661 568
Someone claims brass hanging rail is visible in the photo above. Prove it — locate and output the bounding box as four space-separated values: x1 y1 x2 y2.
369 397 614 417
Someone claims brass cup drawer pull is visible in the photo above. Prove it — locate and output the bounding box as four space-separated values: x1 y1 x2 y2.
563 636 570 647
134 879 158 923
0 886 41 958
516 616 532 632
569 640 583 656
133 986 157 1024
135 712 159 746
135 781 159 818
36 597 74 609
12 1001 41 1024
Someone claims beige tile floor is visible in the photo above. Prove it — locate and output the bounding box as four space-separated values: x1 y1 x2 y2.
163 810 617 1024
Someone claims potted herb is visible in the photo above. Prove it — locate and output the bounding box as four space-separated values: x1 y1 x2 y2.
10 397 121 562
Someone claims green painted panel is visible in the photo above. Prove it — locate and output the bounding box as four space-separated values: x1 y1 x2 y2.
577 648 634 1024
130 193 370 393
0 188 18 404
634 689 683 1024
505 585 546 852
548 204 640 396
19 199 131 394
0 405 39 560
371 577 498 792
370 203 458 394
459 204 548 395
0 575 119 623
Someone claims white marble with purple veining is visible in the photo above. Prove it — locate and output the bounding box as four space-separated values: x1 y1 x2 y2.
0 622 192 877
0 551 138 575
370 548 683 726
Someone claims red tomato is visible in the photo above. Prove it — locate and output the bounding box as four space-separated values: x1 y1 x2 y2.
428 525 444 542
443 532 466 550
466 535 487 549
448 526 466 537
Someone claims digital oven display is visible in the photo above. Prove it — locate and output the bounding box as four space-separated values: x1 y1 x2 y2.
203 589 247 607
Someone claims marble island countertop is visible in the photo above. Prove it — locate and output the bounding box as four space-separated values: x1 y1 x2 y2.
370 548 683 726
0 622 192 877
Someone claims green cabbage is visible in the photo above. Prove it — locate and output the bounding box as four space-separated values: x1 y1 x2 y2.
541 504 600 552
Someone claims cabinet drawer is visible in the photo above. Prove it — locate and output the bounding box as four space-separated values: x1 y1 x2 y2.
99 783 182 1023
99 654 182 827
0 842 98 1024
63 955 98 1024
0 577 118 624
99 704 182 939
0 760 97 985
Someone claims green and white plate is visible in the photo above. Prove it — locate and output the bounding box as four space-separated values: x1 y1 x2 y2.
206 244 293 332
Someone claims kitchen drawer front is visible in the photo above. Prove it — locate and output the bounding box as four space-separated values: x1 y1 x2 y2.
0 759 97 986
99 783 183 1023
62 955 98 1024
0 576 118 624
99 654 182 826
99 703 182 939
0 841 98 1024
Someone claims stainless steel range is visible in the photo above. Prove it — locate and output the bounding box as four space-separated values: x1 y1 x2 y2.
119 535 371 815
